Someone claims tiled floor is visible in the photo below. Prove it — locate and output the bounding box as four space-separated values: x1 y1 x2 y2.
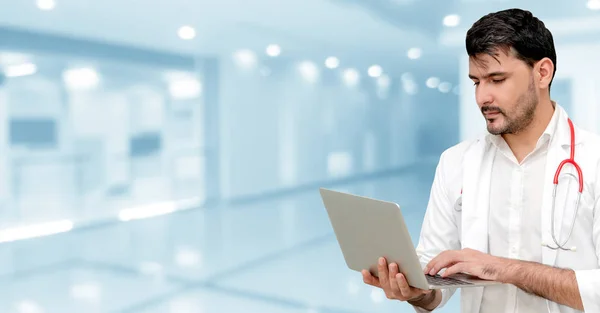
0 163 462 313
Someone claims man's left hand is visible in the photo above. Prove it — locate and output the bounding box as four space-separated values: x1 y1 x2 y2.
424 248 513 282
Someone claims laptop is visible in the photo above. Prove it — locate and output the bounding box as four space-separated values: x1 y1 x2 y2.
319 187 501 290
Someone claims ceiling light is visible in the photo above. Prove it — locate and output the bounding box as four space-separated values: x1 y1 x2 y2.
401 72 414 82
403 81 418 95
266 44 281 57
36 0 55 10
177 26 196 40
4 63 37 77
368 65 383 78
233 49 257 69
0 52 30 66
443 14 460 27
325 57 339 69
587 0 600 10
452 85 461 95
407 47 422 60
298 61 319 83
377 75 390 88
426 77 440 88
401 72 418 95
342 68 360 86
70 282 101 301
63 67 99 89
169 78 202 99
438 82 452 93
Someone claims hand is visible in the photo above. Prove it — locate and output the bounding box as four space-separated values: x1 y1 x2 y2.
362 257 432 302
424 248 512 281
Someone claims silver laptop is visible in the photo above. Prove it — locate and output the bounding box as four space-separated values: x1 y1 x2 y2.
319 188 501 290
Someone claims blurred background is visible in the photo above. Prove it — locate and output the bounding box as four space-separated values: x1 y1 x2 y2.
0 0 599 312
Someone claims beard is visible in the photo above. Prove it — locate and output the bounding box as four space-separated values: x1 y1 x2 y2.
482 76 538 135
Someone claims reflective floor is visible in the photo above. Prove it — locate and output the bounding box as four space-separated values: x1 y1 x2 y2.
0 161 461 313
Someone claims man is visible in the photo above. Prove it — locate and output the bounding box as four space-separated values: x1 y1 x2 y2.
362 8 600 313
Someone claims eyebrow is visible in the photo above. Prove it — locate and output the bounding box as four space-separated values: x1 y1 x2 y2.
468 71 508 80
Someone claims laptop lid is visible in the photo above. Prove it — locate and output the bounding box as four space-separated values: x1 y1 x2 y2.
319 187 430 290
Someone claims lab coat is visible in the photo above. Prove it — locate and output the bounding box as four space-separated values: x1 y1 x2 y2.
413 105 600 313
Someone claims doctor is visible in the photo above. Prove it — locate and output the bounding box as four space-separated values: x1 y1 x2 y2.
362 8 600 313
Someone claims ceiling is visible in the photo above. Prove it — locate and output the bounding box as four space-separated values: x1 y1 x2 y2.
0 0 599 74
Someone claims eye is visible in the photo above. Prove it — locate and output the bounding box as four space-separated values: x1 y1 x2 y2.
492 78 505 84
472 81 480 86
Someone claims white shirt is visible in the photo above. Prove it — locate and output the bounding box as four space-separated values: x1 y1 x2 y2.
480 107 560 312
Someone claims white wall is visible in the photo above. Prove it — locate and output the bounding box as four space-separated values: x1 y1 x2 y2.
553 43 600 134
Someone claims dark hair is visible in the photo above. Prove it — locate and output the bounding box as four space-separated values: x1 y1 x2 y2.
466 8 557 89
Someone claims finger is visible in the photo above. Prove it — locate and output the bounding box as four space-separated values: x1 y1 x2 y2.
424 251 450 273
440 262 466 277
429 259 460 276
397 273 432 300
400 274 433 301
426 252 461 276
396 273 410 299
362 269 380 287
388 263 401 294
378 257 390 287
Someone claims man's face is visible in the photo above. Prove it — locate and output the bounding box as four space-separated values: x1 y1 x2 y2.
468 49 539 135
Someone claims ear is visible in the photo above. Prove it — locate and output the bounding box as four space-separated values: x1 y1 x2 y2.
535 57 554 89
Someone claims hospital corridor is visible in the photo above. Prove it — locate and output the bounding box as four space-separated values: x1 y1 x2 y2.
1 0 600 312
0 165 448 313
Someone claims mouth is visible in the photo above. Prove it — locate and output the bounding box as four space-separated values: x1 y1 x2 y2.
483 111 501 118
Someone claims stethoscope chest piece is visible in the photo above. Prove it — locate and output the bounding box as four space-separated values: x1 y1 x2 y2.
454 195 462 212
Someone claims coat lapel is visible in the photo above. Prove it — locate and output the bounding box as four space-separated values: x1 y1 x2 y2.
461 138 494 252
461 137 495 313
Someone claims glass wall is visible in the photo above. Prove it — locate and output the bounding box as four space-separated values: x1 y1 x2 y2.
216 51 460 199
0 42 461 228
0 48 207 228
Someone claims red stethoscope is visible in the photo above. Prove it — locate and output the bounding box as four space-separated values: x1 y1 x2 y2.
454 118 583 251
548 118 583 251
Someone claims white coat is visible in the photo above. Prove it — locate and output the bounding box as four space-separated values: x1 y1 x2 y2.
413 104 600 313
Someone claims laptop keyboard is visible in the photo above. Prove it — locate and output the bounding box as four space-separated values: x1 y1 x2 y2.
426 274 473 286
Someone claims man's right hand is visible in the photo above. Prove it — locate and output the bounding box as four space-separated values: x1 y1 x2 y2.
362 257 439 309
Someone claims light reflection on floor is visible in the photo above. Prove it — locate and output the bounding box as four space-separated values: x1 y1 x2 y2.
0 163 460 313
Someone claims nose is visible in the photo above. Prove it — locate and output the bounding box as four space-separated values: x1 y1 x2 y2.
475 84 493 107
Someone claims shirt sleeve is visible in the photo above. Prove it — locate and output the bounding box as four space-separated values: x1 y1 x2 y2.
412 149 461 312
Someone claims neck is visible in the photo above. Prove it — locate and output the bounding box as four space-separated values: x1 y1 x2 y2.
502 99 555 163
